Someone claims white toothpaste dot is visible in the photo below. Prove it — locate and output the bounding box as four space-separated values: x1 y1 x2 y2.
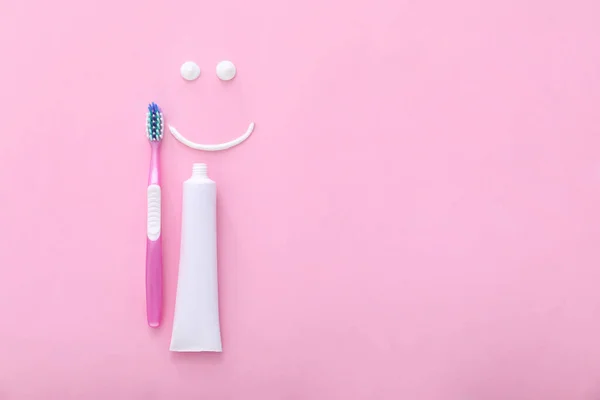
216 60 236 81
180 61 201 81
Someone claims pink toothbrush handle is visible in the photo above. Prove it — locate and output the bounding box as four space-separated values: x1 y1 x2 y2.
146 237 162 327
146 141 162 327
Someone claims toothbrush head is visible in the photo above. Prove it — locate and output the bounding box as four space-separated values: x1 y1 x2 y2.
146 102 164 142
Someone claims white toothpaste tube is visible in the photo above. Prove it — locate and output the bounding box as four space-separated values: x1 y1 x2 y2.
170 163 222 352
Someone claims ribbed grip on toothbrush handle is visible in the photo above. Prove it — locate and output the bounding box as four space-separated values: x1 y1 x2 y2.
146 238 163 327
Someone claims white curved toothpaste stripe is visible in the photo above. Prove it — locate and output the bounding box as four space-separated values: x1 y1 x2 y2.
168 122 255 151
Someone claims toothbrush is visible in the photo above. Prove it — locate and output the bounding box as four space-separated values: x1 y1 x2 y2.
145 102 164 327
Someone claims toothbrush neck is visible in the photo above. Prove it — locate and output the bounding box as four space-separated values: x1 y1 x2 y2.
149 142 161 185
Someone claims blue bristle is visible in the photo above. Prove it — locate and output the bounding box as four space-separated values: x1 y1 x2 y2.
146 102 163 141
147 102 159 113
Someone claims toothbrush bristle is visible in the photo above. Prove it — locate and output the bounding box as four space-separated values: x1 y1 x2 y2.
146 102 164 142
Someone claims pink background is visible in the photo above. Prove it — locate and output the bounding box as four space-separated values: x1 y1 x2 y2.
0 0 599 398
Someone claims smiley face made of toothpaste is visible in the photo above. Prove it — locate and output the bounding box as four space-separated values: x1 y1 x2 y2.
168 60 255 151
